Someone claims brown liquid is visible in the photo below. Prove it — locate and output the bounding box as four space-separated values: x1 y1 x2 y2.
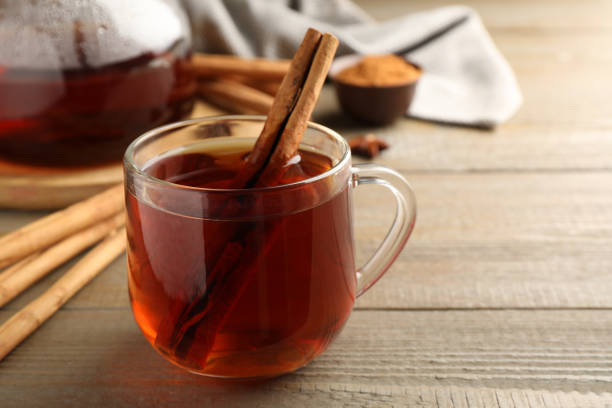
0 52 195 166
126 144 356 377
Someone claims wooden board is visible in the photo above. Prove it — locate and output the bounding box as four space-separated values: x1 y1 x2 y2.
0 161 123 210
1 309 611 407
353 171 612 309
0 102 224 210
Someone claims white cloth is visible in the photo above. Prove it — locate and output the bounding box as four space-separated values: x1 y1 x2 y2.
182 0 522 128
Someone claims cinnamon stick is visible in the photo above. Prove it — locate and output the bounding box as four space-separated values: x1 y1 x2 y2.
257 32 339 186
0 184 123 269
232 27 324 188
192 53 290 81
0 255 37 284
198 79 274 114
0 227 126 361
240 78 281 96
0 213 125 307
155 28 339 365
220 75 282 96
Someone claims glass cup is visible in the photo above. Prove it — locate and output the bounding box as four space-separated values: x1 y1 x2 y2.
124 116 416 379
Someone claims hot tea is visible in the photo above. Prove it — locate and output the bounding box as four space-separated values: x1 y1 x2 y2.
126 140 357 377
126 28 413 379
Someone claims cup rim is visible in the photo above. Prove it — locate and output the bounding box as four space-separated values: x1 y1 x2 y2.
123 114 351 193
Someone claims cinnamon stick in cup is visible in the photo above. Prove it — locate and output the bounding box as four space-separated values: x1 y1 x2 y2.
153 28 339 364
232 28 325 187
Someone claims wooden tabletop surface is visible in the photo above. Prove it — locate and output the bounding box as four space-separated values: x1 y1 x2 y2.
2 0 612 406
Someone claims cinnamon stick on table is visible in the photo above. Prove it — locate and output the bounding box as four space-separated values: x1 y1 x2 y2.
0 254 37 284
0 184 123 269
198 78 274 115
0 228 126 361
0 212 125 307
155 28 339 364
192 53 290 81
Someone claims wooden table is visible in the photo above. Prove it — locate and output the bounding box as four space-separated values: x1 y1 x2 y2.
2 1 612 406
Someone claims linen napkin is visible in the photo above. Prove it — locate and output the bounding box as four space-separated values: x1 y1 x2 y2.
182 0 522 128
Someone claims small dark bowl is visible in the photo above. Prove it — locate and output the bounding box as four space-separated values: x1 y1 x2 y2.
329 54 421 125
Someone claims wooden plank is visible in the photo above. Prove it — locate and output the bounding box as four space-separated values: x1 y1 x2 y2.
1 309 611 406
2 171 612 311
355 172 612 308
317 111 612 172
0 162 122 210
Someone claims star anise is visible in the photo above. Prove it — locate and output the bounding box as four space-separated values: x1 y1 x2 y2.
348 133 389 158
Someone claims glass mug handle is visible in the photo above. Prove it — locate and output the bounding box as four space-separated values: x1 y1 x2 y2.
351 163 417 297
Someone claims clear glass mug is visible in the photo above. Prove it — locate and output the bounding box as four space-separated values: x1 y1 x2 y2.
124 116 416 379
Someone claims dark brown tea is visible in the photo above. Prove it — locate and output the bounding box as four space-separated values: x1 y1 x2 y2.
126 142 357 377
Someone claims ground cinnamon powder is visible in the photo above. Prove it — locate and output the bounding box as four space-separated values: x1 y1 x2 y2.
336 54 421 86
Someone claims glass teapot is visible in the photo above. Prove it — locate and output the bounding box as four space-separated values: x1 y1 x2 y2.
0 0 196 167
